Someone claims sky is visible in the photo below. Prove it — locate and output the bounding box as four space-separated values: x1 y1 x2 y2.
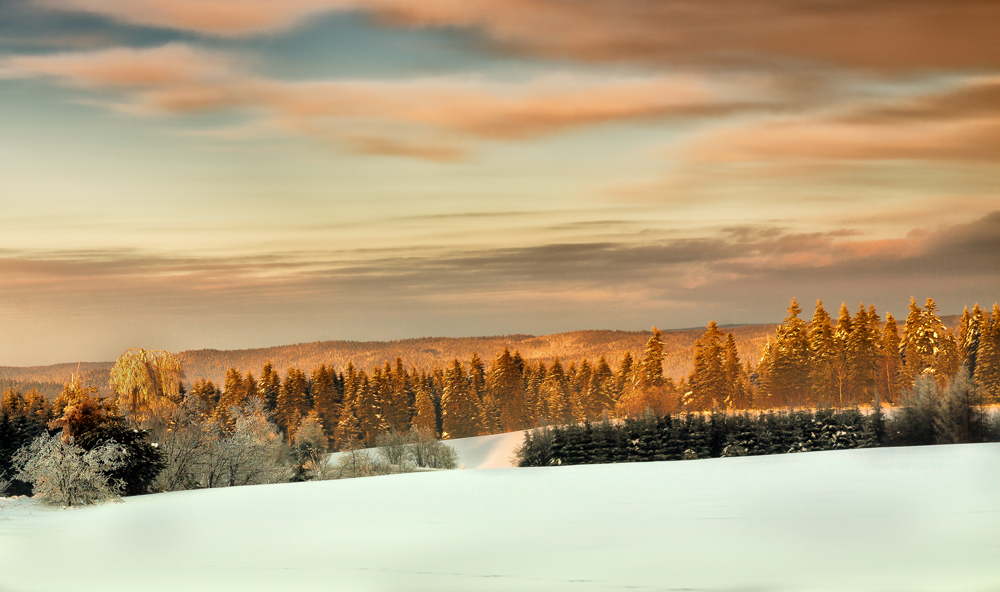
0 0 998 366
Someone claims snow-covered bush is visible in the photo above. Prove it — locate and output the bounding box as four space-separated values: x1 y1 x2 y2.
152 397 288 491
12 433 127 507
202 398 288 488
0 471 9 496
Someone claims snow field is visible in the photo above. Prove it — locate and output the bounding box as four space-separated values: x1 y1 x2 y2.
1 442 998 592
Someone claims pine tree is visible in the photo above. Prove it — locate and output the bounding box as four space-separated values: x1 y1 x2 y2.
413 383 438 436
587 356 616 417
524 362 546 426
490 347 525 432
189 378 220 414
311 364 341 445
722 333 748 409
468 352 494 433
769 299 810 407
543 358 571 425
881 313 903 403
807 300 837 406
334 397 362 451
686 322 725 411
615 352 634 399
975 304 1000 403
258 360 281 414
846 303 878 405
962 304 985 379
833 303 853 407
215 367 250 431
380 358 411 434
441 359 479 439
276 367 311 442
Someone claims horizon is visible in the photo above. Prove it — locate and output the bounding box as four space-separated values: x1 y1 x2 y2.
1 0 998 366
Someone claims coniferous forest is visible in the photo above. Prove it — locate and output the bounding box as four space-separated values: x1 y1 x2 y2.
2 296 999 498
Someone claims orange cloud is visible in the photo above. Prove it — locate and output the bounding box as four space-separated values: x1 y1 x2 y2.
688 77 1000 163
35 0 1000 70
3 44 772 158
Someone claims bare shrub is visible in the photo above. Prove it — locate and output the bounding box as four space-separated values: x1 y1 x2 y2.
13 433 127 507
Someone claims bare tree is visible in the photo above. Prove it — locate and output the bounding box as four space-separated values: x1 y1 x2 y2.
13 434 127 507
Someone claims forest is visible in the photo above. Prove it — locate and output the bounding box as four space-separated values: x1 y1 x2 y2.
1 296 998 502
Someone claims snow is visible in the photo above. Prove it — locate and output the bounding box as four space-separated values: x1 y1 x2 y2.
2 442 999 592
326 430 526 470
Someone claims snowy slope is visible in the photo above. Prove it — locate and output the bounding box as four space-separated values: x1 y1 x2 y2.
327 430 526 470
2 443 999 592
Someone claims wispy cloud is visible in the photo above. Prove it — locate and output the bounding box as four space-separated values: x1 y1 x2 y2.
34 0 1000 71
2 43 781 158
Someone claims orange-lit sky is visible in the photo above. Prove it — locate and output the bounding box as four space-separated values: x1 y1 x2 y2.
1 0 998 365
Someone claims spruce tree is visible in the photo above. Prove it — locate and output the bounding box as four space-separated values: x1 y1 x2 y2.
975 304 1000 403
615 352 634 399
259 360 281 414
543 358 571 425
587 356 616 417
722 333 747 409
276 367 311 442
846 303 878 405
413 383 438 436
215 367 250 431
807 300 837 406
490 347 526 432
311 364 341 445
881 313 903 403
441 358 479 439
769 299 811 408
686 322 725 411
832 303 853 407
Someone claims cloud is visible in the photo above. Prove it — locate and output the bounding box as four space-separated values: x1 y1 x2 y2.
33 0 1000 71
687 77 1000 163
2 43 777 158
3 211 998 364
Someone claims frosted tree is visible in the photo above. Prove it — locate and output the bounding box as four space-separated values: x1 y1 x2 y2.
108 348 184 426
13 433 128 507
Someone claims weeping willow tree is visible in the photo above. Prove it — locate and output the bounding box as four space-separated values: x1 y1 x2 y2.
109 348 184 424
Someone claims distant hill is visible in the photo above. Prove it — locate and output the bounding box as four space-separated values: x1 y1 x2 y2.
0 313 962 397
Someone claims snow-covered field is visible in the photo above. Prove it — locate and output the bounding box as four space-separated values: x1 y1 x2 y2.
2 440 998 592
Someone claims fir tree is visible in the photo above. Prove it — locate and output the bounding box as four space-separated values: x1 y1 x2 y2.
846 303 878 405
615 352 634 399
686 322 725 411
311 364 341 445
490 347 525 432
215 367 250 431
975 304 1000 403
807 300 837 406
258 360 281 414
833 303 853 407
881 313 903 403
769 299 810 407
543 358 571 425
441 359 479 439
722 333 747 409
276 367 311 442
413 383 438 436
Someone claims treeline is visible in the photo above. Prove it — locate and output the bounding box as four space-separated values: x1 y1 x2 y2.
516 372 1000 468
176 297 997 453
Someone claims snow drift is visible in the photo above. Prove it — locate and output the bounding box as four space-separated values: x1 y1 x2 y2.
1 442 998 592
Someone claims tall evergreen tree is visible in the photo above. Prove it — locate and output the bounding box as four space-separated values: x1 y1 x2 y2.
441 359 479 439
722 333 747 409
807 300 837 406
615 352 634 399
258 360 281 414
587 356 616 417
769 299 810 407
975 304 1000 403
846 303 878 405
215 367 250 431
543 358 571 425
276 367 311 442
311 364 341 444
490 347 525 432
881 313 903 403
833 303 853 407
686 322 725 411
413 383 438 436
